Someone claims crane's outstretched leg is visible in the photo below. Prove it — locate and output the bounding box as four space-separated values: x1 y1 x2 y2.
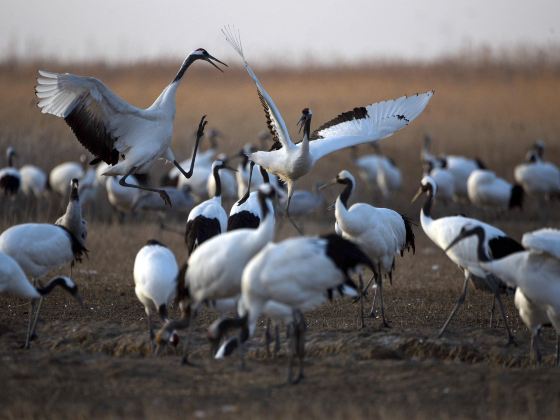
438 274 470 338
29 296 44 344
120 167 172 207
357 274 365 329
146 312 155 353
173 115 207 181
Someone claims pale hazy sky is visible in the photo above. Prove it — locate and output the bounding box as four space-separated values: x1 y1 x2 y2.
1 0 559 65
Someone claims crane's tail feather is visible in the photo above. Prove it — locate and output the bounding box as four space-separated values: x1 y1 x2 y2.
221 25 245 62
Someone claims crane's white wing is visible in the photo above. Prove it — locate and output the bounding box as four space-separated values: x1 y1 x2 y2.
522 228 560 259
222 27 293 149
309 91 434 163
36 70 152 165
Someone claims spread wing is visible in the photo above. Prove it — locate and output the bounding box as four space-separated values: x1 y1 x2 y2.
36 70 152 164
222 26 293 149
309 91 434 163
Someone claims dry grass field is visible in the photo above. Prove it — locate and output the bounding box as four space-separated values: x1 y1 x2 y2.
0 59 559 419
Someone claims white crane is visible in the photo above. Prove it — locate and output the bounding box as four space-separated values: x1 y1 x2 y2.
228 162 271 231
184 159 232 254
0 178 87 347
155 185 276 363
49 155 87 196
445 226 560 365
35 47 227 205
209 233 373 384
353 144 401 199
514 149 559 201
19 164 48 198
133 239 180 352
222 28 433 231
467 169 524 211
0 251 82 346
412 176 523 342
422 135 485 200
322 170 415 327
0 146 20 195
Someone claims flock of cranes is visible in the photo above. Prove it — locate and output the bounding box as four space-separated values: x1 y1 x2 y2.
0 29 559 385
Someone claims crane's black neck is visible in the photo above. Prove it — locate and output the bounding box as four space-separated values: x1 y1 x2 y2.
8 153 14 167
422 186 434 218
472 228 490 262
258 192 270 218
302 116 312 142
172 55 197 84
213 165 222 198
36 277 73 296
238 161 255 205
259 165 270 184
338 179 353 209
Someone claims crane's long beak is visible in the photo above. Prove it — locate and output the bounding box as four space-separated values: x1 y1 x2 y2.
205 54 228 72
411 187 424 204
318 178 338 191
443 229 475 253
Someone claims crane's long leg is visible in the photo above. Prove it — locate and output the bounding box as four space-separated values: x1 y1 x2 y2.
173 115 207 180
438 275 470 338
556 333 560 367
286 197 303 235
493 291 516 345
358 274 365 329
29 296 44 344
181 312 196 366
530 329 542 366
119 167 172 207
376 270 390 328
265 318 272 358
295 310 306 384
24 299 37 349
146 312 155 353
489 295 496 328
285 182 303 235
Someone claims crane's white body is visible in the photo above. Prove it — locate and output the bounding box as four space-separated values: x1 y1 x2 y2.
480 229 560 332
187 199 275 304
238 236 358 336
0 224 77 278
19 165 47 197
467 169 515 210
187 195 227 233
514 288 550 337
49 162 84 196
0 251 41 299
444 156 481 199
514 161 560 196
133 243 179 316
106 175 140 213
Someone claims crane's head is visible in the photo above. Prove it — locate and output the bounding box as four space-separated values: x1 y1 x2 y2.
46 276 83 307
411 175 437 203
190 48 228 72
297 108 313 133
318 169 355 195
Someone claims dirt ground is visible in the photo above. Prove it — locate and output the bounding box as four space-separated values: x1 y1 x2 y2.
1 214 560 420
1 61 560 419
